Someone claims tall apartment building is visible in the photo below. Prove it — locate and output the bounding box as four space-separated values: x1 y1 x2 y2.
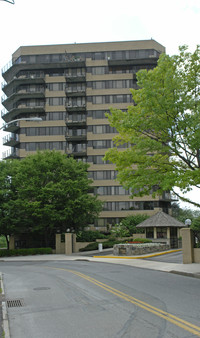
1 40 171 230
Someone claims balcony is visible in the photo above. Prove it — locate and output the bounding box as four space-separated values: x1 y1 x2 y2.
108 57 158 68
65 118 86 127
2 59 85 82
2 75 45 96
65 89 86 97
65 74 86 83
65 133 87 142
2 121 20 132
2 148 20 160
1 105 45 123
2 89 45 110
160 192 179 201
66 149 87 157
66 104 86 112
3 134 20 147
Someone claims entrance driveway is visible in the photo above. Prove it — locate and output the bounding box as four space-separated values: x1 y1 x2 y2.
144 251 183 264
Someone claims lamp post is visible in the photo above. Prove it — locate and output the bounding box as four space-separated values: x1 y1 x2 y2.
0 117 42 130
0 0 15 4
185 219 192 227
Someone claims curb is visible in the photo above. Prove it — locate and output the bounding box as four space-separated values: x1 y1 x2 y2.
169 270 200 279
93 249 182 259
0 273 10 338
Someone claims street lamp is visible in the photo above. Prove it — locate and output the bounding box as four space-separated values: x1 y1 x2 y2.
185 219 192 227
0 0 15 4
0 117 42 130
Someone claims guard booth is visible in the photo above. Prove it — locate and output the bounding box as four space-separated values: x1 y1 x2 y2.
136 211 186 249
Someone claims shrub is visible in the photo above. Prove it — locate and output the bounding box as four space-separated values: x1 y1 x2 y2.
120 215 149 235
79 239 125 252
76 230 106 242
111 223 130 238
132 238 152 243
79 242 98 251
0 247 52 257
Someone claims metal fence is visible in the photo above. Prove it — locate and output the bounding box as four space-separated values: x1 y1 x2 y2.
193 230 200 248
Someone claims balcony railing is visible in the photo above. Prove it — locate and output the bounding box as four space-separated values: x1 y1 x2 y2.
2 121 20 132
3 134 19 146
66 104 86 112
2 148 20 159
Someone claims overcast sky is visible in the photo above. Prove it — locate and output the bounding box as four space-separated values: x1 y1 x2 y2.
0 0 199 209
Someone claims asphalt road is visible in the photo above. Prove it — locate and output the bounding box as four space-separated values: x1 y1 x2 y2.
0 260 200 338
144 251 183 264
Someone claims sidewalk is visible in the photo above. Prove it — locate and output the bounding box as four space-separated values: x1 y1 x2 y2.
1 249 200 279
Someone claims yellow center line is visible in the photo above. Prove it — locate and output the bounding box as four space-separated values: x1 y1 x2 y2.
45 266 200 337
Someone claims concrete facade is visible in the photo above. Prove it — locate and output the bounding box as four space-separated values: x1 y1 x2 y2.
1 40 171 231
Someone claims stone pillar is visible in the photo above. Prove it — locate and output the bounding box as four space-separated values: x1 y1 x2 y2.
55 234 61 254
9 236 15 250
154 227 157 239
65 233 72 255
181 228 194 264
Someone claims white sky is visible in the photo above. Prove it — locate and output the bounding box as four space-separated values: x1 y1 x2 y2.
0 0 199 209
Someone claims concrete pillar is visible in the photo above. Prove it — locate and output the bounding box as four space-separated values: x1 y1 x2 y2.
154 227 157 239
181 228 194 264
65 233 72 255
55 234 61 254
167 227 170 239
72 234 76 253
9 236 15 250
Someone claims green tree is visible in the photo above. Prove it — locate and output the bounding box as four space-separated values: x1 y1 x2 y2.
172 203 200 223
0 160 18 248
191 216 200 230
104 46 200 208
0 151 102 247
120 214 148 235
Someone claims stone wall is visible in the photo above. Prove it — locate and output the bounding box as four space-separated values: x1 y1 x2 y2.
113 243 170 256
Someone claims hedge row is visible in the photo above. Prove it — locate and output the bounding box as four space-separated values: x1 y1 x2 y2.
79 240 123 252
79 238 152 252
0 248 52 257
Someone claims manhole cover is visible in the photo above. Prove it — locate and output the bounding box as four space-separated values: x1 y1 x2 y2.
7 299 24 308
33 287 51 291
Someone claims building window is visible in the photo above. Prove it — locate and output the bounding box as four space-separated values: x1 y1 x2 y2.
146 228 154 238
48 97 65 106
157 227 167 239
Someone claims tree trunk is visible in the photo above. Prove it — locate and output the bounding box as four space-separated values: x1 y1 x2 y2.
5 235 9 250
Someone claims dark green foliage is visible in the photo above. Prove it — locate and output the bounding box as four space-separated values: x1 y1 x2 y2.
0 247 52 257
79 239 125 252
172 203 200 226
0 236 7 248
120 215 148 234
130 238 152 243
191 216 200 231
0 151 102 247
76 230 106 242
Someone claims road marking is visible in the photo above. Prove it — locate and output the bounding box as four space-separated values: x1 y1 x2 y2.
46 266 200 336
